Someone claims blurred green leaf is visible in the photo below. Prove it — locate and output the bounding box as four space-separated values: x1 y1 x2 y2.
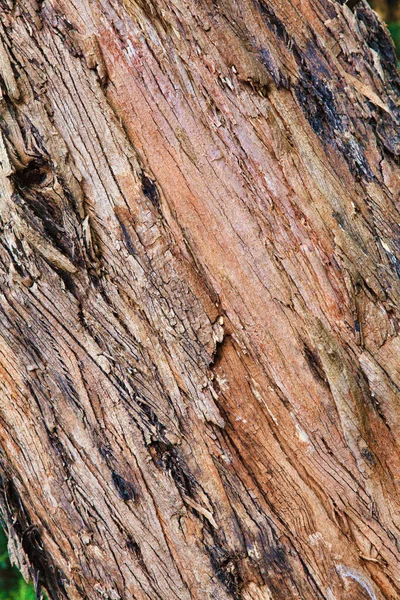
0 527 37 600
388 22 400 58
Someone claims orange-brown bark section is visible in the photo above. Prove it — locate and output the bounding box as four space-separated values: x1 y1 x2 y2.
0 0 399 599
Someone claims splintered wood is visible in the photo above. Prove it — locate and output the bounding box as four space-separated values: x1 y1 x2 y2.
0 0 399 599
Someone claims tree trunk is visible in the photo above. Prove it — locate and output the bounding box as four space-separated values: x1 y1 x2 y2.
0 0 399 598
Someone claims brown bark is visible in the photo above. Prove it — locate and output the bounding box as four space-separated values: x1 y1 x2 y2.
0 0 399 598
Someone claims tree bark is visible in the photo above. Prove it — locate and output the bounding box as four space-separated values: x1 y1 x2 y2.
0 0 399 598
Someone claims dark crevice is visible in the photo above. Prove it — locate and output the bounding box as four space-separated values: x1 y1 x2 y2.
12 160 50 189
140 173 160 208
111 471 137 501
253 0 290 45
115 212 136 255
148 440 197 498
208 545 244 600
303 344 330 388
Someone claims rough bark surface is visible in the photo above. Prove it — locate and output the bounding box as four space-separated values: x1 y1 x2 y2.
0 0 399 598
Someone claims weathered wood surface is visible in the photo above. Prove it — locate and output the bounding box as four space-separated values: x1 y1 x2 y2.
0 0 399 598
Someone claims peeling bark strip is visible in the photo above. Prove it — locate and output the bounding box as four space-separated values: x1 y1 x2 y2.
0 0 399 598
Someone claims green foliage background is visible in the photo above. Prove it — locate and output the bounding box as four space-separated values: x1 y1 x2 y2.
0 528 35 600
388 22 400 59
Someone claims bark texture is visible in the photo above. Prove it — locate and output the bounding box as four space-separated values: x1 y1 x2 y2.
0 0 399 599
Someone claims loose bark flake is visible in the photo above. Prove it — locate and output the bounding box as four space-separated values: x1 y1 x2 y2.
0 0 399 599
